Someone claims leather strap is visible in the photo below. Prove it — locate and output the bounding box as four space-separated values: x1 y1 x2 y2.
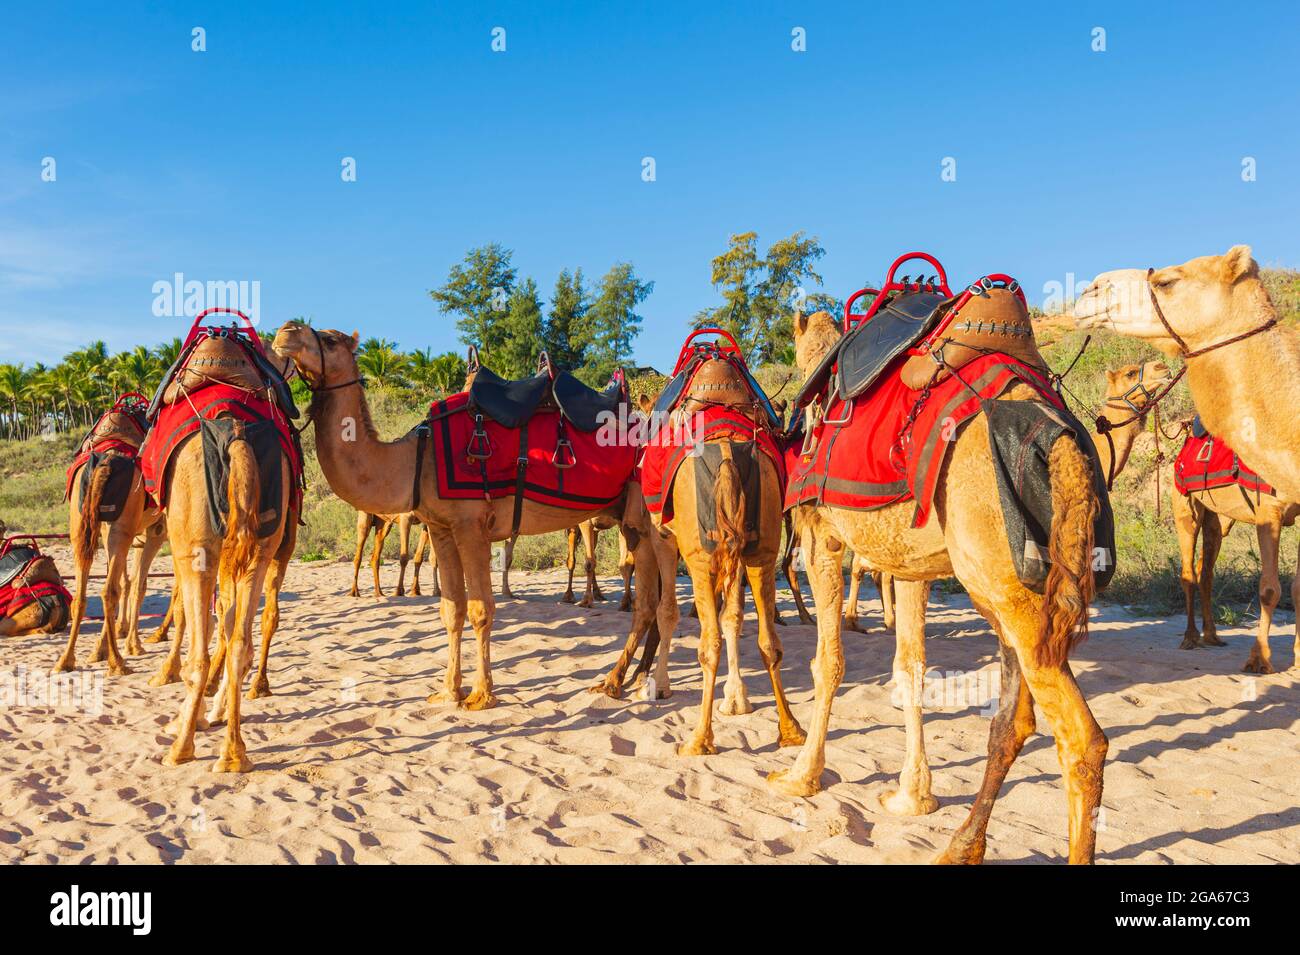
412 421 429 511
510 420 529 542
1147 269 1277 360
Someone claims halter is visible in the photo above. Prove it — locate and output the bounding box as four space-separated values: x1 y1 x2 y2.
1146 268 1277 360
298 326 363 394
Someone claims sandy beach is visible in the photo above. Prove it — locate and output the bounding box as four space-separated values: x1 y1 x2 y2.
2 545 1298 865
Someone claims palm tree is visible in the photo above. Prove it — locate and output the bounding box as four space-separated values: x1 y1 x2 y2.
355 338 409 390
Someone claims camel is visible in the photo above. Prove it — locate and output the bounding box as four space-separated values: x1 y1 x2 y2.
160 418 291 771
271 323 669 709
769 307 1106 865
56 403 165 676
0 526 70 637
642 346 807 755
349 510 429 598
1075 246 1300 500
1171 466 1298 672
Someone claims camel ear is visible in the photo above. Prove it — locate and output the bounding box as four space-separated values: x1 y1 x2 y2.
794 310 809 336
637 393 653 414
1105 369 1117 386
347 331 360 352
1221 245 1256 284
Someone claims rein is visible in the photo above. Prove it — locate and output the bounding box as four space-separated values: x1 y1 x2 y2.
1146 268 1278 359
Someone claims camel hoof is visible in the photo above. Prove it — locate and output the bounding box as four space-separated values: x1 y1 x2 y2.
719 695 754 716
766 768 820 797
560 593 576 605
347 588 360 598
88 645 108 664
203 681 221 698
797 614 815 626
844 617 865 633
461 689 499 711
618 601 632 613
577 598 594 609
588 681 623 699
246 679 272 700
162 748 195 767
212 753 252 774
933 842 984 865
54 656 76 673
144 631 167 644
1202 633 1227 647
677 738 717 757
107 661 132 677
148 668 180 688
125 639 145 656
1178 634 1201 650
778 725 808 748
427 688 464 705
1243 657 1275 675
881 787 939 816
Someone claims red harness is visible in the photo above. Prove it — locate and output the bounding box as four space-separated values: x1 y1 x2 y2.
1174 431 1273 498
0 539 71 618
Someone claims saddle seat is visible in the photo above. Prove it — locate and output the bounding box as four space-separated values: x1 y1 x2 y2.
651 331 780 434
468 364 625 432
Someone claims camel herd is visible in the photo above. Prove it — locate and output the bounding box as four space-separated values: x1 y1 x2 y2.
7 244 1297 865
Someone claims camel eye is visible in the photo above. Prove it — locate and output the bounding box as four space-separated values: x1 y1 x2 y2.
1151 274 1177 290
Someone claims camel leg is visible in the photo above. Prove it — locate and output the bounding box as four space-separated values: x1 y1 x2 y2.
123 524 165 656
617 527 634 612
148 590 186 687
844 556 866 633
745 561 806 747
205 595 235 704
371 519 392 598
144 590 173 644
1174 493 1204 648
163 547 215 765
640 530 680 698
878 572 896 632
456 525 498 709
718 562 753 717
349 511 370 597
500 536 516 599
561 526 578 604
1198 510 1226 647
1244 515 1283 673
591 531 660 698
213 555 271 773
768 518 844 796
427 529 467 705
935 635 1034 864
411 525 428 597
580 521 602 607
1291 538 1300 671
679 557 725 756
54 523 94 673
880 580 939 815
249 517 295 699
395 513 413 597
784 546 814 626
97 526 134 676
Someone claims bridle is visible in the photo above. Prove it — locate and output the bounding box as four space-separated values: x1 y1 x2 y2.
1146 267 1277 360
296 325 363 394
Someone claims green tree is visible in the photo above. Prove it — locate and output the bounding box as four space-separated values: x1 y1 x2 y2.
494 278 546 379
356 338 409 389
408 349 469 397
582 264 653 385
544 268 589 371
429 243 517 365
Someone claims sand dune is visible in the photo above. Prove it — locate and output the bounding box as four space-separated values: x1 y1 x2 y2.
2 546 1298 864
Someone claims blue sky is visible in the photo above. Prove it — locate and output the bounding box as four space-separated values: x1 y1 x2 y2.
2 1 1297 370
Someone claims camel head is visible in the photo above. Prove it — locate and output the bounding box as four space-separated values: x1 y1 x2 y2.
1104 360 1173 413
1074 246 1260 357
792 310 839 377
271 322 360 389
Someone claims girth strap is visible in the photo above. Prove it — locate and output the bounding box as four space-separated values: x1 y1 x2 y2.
510 420 529 542
412 422 429 511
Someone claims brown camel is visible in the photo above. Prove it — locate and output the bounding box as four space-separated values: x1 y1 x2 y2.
562 518 635 609
769 308 1106 865
160 421 291 771
349 510 428 598
1075 246 1300 500
56 403 164 676
1171 471 1298 672
0 530 70 637
272 323 666 709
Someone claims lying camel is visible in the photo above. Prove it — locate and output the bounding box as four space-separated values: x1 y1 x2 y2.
0 525 70 637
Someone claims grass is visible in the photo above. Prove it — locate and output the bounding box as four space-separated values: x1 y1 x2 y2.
6 276 1299 612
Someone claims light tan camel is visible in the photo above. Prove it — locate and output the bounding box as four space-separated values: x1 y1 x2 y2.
160 423 290 772
1075 246 1300 500
272 323 667 709
56 422 165 676
349 510 428 597
1172 473 1299 672
769 309 1105 865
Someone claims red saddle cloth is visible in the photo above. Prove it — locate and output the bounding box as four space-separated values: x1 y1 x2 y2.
786 352 1060 527
1174 431 1273 497
427 392 637 510
139 385 303 511
641 406 786 522
0 540 71 618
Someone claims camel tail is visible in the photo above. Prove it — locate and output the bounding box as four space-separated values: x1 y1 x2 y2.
1038 436 1100 669
709 440 747 602
75 460 112 568
219 424 262 584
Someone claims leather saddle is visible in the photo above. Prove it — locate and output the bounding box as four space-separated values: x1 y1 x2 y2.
467 354 626 433
0 542 39 589
148 327 299 422
652 339 779 437
898 287 1044 389
82 404 148 452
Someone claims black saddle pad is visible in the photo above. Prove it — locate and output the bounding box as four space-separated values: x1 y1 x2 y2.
78 451 138 523
552 371 623 432
200 417 286 539
692 442 762 556
793 290 949 408
468 367 553 429
0 545 39 589
1191 415 1208 439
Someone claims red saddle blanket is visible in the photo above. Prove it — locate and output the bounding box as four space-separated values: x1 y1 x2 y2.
641 406 786 522
139 385 303 511
1174 431 1273 497
786 352 1060 527
427 392 637 510
0 543 71 618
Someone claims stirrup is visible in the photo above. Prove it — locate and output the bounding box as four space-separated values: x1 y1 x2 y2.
821 381 853 426
552 438 577 469
466 415 493 460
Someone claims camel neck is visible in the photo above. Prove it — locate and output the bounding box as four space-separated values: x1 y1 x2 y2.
311 383 419 515
1093 406 1143 482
